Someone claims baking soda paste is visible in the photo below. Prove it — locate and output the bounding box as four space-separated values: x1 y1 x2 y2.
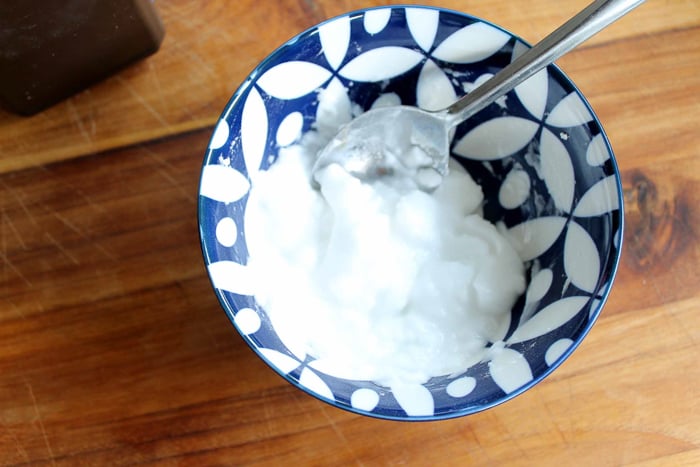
244 119 526 386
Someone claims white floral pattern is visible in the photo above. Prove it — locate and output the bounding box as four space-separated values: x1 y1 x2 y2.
198 7 623 420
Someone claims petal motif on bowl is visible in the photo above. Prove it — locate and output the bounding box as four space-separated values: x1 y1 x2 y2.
564 221 601 293
574 175 619 217
545 91 593 128
498 166 531 209
259 348 301 374
589 297 602 319
515 68 548 120
257 61 332 100
363 8 392 35
234 308 262 335
351 388 380 412
371 92 401 109
276 111 304 147
453 117 539 161
299 368 335 401
540 128 575 212
199 165 250 203
527 268 553 303
416 59 456 111
406 7 439 52
508 296 590 344
432 22 510 64
586 133 610 166
241 88 267 177
488 348 532 394
339 46 424 82
215 217 238 247
506 216 568 262
391 383 435 417
209 119 229 150
511 41 549 120
545 338 574 366
511 40 528 59
319 15 351 71
520 268 554 324
446 376 477 398
614 227 622 249
208 260 256 296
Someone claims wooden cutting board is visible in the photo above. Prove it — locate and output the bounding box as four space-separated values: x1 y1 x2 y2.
0 0 698 464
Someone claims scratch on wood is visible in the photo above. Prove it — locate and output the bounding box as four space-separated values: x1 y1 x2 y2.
51 211 85 238
92 241 118 263
148 60 170 116
157 0 200 25
83 89 97 136
319 405 363 466
0 250 32 287
0 178 39 229
1 206 28 251
51 211 117 262
25 380 56 466
138 145 195 203
260 388 276 440
44 231 80 266
167 38 217 79
497 412 529 460
1 209 4 258
78 191 108 215
466 422 496 465
666 299 698 347
538 390 570 447
0 416 31 463
1 297 27 320
115 76 171 128
53 176 107 215
66 99 94 144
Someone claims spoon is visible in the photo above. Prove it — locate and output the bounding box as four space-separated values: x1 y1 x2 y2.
312 0 644 191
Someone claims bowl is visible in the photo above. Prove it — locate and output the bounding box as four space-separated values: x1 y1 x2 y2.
198 6 623 421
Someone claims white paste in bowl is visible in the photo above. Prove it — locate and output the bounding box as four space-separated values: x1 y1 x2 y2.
245 131 525 386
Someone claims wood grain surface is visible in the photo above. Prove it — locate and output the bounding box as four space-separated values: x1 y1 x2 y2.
0 0 698 465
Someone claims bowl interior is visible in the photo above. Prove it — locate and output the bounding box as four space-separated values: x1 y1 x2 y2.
198 6 623 420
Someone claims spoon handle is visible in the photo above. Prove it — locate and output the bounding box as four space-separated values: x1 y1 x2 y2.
444 0 645 127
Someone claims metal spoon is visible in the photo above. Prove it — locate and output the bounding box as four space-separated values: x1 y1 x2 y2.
311 0 644 191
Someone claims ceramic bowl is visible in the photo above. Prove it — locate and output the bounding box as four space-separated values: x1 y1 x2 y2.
198 6 623 420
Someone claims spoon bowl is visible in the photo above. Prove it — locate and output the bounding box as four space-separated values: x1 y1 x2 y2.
312 105 450 191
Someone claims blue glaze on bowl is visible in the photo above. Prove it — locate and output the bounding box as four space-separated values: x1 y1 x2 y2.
198 6 623 421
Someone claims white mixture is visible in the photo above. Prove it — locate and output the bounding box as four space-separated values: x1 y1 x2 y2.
245 119 526 386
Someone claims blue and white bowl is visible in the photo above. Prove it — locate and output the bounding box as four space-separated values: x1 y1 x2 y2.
198 6 623 420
